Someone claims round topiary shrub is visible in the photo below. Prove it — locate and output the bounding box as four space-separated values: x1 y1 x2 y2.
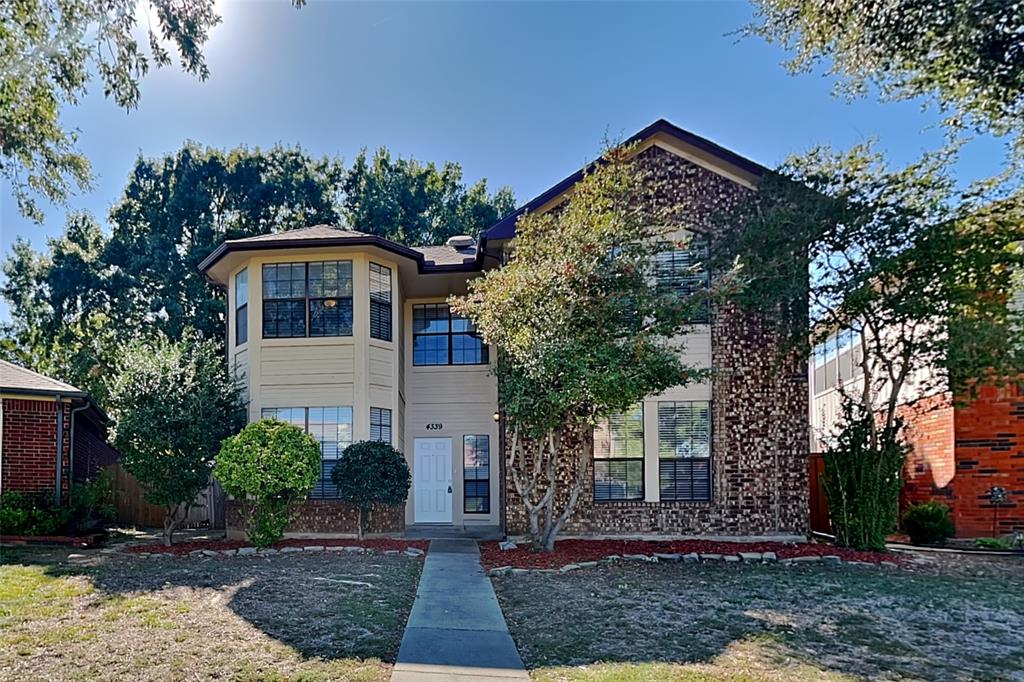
331 440 411 539
215 419 321 547
903 501 955 546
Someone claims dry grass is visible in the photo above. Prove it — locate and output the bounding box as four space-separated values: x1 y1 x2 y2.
494 553 1024 681
0 546 422 681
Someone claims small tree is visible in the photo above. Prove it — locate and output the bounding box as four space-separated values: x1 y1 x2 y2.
452 145 707 552
331 440 411 540
110 333 243 546
215 419 321 547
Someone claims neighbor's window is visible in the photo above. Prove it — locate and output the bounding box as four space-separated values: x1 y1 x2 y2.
593 404 645 501
369 262 393 342
370 407 392 444
463 435 490 513
658 401 711 501
261 406 353 499
262 261 353 339
655 238 710 323
235 268 248 345
412 303 488 366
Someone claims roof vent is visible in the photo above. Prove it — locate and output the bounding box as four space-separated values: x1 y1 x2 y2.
446 235 476 250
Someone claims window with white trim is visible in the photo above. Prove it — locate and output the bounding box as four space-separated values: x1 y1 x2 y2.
369 262 392 342
463 435 490 513
234 268 248 345
262 261 353 338
370 407 392 444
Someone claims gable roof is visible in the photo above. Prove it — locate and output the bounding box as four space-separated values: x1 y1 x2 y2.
483 118 767 240
198 225 483 276
0 359 86 397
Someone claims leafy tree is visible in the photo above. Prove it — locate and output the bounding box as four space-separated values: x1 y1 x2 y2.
715 144 1023 549
746 0 1024 158
2 0 221 221
331 440 411 540
109 333 243 546
343 147 516 245
215 419 321 547
452 146 707 552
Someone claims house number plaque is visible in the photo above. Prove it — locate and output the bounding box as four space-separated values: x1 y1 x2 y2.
425 423 443 430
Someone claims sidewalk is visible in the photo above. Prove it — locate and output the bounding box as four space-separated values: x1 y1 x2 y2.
391 539 529 681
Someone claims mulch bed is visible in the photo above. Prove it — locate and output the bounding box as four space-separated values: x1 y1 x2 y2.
124 537 430 556
479 538 901 569
1 533 105 548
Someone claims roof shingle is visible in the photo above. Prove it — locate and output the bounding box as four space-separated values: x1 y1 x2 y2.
0 360 85 396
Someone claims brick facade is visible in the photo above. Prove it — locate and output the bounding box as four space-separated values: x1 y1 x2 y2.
1 398 70 497
505 146 810 538
897 383 1024 537
227 500 406 537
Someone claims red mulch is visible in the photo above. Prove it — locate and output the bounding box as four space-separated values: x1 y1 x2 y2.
1 533 104 548
124 537 430 556
478 539 901 570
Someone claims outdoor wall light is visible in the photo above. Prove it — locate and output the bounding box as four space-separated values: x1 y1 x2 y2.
493 411 500 422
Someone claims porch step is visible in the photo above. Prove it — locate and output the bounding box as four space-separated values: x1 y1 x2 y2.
404 524 502 541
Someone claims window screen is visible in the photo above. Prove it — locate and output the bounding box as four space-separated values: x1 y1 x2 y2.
412 304 488 366
658 401 711 501
261 406 353 499
594 404 644 501
655 239 710 323
463 435 490 513
262 261 352 338
369 263 392 342
370 407 392 444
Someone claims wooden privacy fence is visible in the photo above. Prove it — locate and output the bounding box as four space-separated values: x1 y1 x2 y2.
808 452 831 535
105 463 225 530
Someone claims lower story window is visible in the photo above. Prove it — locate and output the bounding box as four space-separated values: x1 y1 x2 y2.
370 407 392 444
261 406 353 499
593 404 644 501
658 401 711 501
463 435 490 513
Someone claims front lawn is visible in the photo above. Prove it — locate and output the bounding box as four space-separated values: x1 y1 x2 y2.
0 545 422 681
493 553 1024 681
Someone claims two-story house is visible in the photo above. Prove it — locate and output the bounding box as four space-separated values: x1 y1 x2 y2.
199 119 810 540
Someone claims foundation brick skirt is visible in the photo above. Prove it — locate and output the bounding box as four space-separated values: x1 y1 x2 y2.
226 499 406 537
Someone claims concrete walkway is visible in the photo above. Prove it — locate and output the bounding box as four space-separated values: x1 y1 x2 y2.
391 539 529 681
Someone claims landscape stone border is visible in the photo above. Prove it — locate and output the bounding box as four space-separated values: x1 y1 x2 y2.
127 545 426 560
486 551 901 576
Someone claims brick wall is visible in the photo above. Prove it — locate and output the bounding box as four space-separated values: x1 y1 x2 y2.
505 146 810 538
227 499 405 537
900 392 956 508
71 413 119 483
953 381 1024 536
1 398 70 497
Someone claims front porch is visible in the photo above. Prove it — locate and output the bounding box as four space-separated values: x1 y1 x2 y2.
404 523 502 541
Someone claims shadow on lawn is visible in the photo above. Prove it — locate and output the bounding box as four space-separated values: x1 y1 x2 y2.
15 547 420 665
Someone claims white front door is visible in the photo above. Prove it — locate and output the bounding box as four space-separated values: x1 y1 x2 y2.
414 437 453 523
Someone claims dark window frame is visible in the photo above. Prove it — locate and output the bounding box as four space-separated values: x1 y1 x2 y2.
463 434 490 514
658 400 712 502
260 406 353 499
235 268 248 346
593 404 645 502
370 406 392 444
369 262 393 342
262 261 353 339
412 303 488 366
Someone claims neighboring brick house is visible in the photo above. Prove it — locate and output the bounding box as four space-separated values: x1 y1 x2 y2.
200 119 810 540
0 360 118 505
811 334 1023 537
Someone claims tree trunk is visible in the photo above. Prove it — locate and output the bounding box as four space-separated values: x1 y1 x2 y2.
162 502 189 547
357 507 366 541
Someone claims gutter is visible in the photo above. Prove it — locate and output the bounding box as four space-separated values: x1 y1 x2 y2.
54 394 64 506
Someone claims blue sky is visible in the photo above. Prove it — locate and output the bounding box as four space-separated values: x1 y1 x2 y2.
0 0 1006 316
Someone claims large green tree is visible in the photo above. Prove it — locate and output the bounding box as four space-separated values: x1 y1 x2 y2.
343 147 516 245
746 0 1024 158
452 146 707 551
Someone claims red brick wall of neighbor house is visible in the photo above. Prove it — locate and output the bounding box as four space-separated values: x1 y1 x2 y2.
226 500 405 536
900 393 956 509
505 146 810 537
952 381 1024 536
71 414 119 483
1 398 71 496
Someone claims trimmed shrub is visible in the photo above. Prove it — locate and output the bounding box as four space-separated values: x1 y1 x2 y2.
823 400 906 551
0 491 69 536
903 501 955 545
332 440 411 539
215 419 321 547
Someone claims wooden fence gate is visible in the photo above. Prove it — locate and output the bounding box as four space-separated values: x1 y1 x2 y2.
106 464 225 530
808 452 831 535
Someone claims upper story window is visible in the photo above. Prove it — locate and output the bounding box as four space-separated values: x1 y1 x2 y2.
234 268 248 345
812 328 863 396
262 261 353 339
412 303 488 366
655 239 710 323
594 404 645 501
369 263 392 342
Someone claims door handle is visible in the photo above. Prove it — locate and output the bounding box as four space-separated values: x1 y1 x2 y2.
447 485 452 494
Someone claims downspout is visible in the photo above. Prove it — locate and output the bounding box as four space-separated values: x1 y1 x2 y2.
54 394 64 506
0 397 4 495
498 408 507 540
